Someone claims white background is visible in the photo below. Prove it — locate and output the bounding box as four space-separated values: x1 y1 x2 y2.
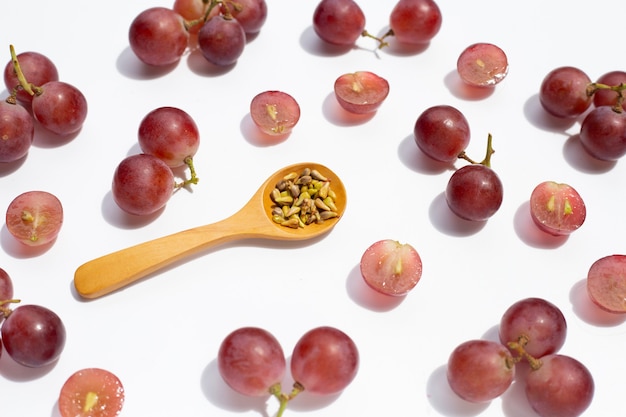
1 0 625 416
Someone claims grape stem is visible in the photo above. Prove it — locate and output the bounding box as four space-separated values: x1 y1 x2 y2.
8 45 38 98
185 0 239 30
458 133 496 168
587 82 625 113
174 156 200 190
269 381 304 417
0 298 21 318
362 30 390 49
506 335 543 371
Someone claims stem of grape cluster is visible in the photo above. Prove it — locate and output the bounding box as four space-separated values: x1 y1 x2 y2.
458 133 496 168
506 335 543 370
362 30 390 49
587 82 625 113
270 381 304 417
175 157 200 190
0 299 21 318
8 45 37 97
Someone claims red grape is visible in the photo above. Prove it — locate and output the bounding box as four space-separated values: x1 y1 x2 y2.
250 90 300 136
333 71 389 114
5 190 63 246
359 239 422 296
529 181 586 236
445 165 503 221
389 0 442 45
217 327 286 397
31 81 88 136
0 99 34 163
446 339 515 403
290 326 359 395
539 66 592 119
111 154 175 216
197 15 246 66
592 70 626 108
0 267 14 325
223 0 268 35
3 50 59 104
129 7 189 66
1 304 66 367
579 105 626 161
138 106 200 168
586 254 626 314
312 0 366 46
413 105 470 163
499 297 567 358
456 43 508 87
58 368 125 417
525 354 594 417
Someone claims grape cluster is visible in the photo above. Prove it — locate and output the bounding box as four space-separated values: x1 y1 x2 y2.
539 67 626 161
217 326 358 417
111 106 200 216
0 46 87 163
129 0 268 68
446 297 594 417
312 0 442 49
0 268 66 368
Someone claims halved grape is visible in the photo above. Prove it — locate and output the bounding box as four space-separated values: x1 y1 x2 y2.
359 239 422 296
413 105 470 163
3 50 59 104
539 66 592 119
587 254 626 314
456 43 508 87
5 190 63 246
333 71 389 114
389 0 442 45
312 0 366 46
529 181 586 236
58 368 125 417
0 100 34 163
250 90 300 136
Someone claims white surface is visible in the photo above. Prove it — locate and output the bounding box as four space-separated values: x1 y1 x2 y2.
1 1 624 416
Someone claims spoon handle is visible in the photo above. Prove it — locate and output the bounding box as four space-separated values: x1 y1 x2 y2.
74 215 251 299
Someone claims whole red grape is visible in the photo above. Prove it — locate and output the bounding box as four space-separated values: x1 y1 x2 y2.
129 7 189 66
579 106 626 161
539 66 592 119
3 51 59 104
312 0 366 46
389 0 442 45
0 100 34 163
197 15 246 66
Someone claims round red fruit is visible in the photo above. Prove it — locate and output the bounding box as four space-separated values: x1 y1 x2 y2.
129 7 189 66
250 90 300 136
445 165 503 221
5 190 63 246
389 0 442 45
360 239 422 296
58 368 125 417
587 254 626 314
334 71 389 114
313 0 366 46
529 181 586 236
413 105 470 163
456 43 508 87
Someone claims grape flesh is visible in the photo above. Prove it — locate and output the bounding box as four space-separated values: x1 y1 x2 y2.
359 239 422 296
593 70 626 108
529 181 586 236
1 304 66 367
197 15 246 66
5 190 64 246
586 254 626 314
0 100 34 163
3 51 59 104
525 354 594 417
579 105 626 161
456 43 509 87
290 326 359 395
413 105 470 163
31 81 88 136
217 327 286 397
446 339 515 403
138 106 200 168
129 7 189 66
312 0 366 46
333 71 390 114
389 0 442 45
58 368 125 417
445 164 503 221
499 297 567 358
539 66 592 119
250 90 300 136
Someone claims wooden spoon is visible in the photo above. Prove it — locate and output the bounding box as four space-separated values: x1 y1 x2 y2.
74 162 346 299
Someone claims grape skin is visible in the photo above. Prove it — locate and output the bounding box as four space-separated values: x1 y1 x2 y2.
197 15 246 66
525 354 594 417
579 105 626 161
0 267 14 325
3 51 59 104
249 90 301 136
129 7 189 66
290 326 359 395
529 181 586 236
217 327 286 397
225 0 268 35
312 0 366 46
413 105 470 163
456 43 508 87
539 66 592 119
1 304 66 367
389 0 442 45
31 81 88 136
0 100 34 163
445 165 503 221
593 70 626 108
333 71 390 114
359 239 422 296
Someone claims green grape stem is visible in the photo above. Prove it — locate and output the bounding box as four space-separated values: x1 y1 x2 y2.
8 45 37 98
458 133 496 168
174 156 200 190
587 82 625 113
270 382 304 417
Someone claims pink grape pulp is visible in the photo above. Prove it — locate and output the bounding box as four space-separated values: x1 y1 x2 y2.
359 239 422 296
333 71 390 114
529 181 586 236
3 50 59 104
0 100 34 163
138 106 200 168
1 304 66 367
290 326 359 395
389 0 442 45
456 43 508 87
413 104 470 163
31 81 88 136
445 164 503 221
128 7 189 66
539 66 592 119
446 339 515 403
58 368 125 417
586 254 626 314
111 154 174 216
525 354 594 417
312 0 366 46
197 15 246 66
5 190 63 246
217 327 286 397
250 90 300 136
579 105 626 161
499 297 567 358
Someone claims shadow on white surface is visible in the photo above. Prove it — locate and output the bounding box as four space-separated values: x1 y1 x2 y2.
298 26 356 58
115 46 178 80
0 224 56 258
321 92 376 126
513 201 568 249
346 263 405 312
101 190 165 229
397 134 456 175
562 133 617 174
444 70 495 101
569 278 626 327
240 113 292 147
426 364 489 416
0 345 58 381
522 94 579 133
428 192 486 237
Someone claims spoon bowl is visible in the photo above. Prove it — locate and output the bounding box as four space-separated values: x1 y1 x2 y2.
74 162 346 298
